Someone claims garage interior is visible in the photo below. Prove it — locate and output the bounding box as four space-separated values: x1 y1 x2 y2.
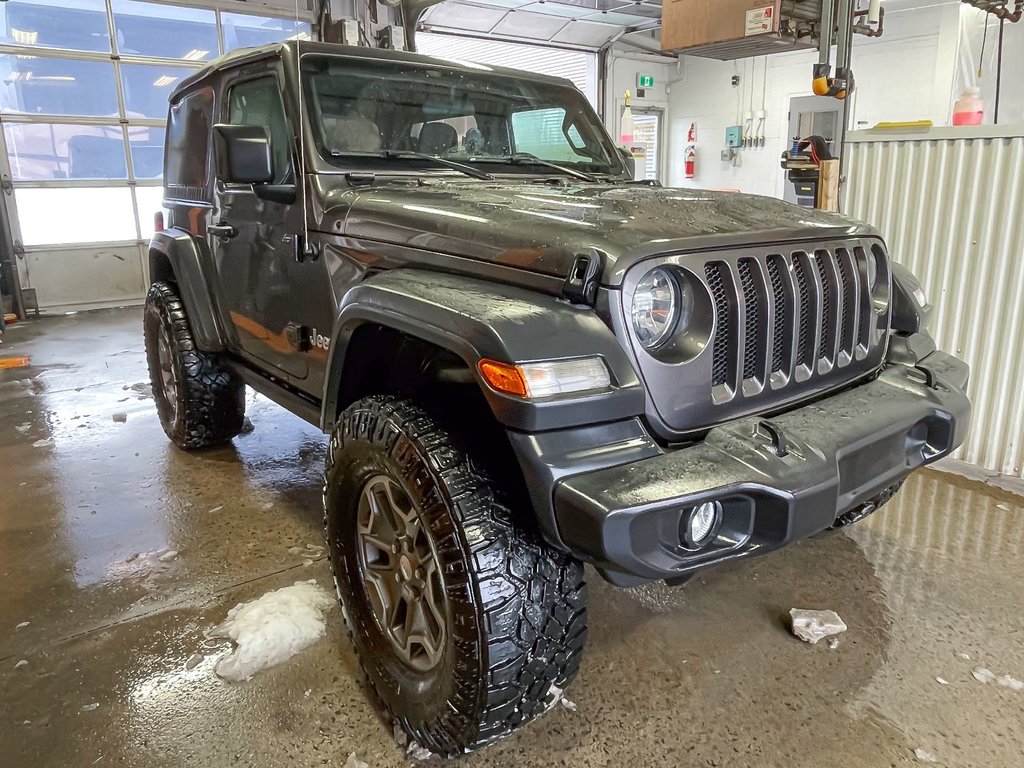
2 1 1023 766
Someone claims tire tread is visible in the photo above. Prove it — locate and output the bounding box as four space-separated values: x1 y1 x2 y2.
324 395 587 756
144 282 245 450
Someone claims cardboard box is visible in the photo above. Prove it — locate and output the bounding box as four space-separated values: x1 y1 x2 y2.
662 0 782 53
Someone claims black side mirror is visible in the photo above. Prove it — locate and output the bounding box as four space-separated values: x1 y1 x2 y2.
617 146 636 180
213 124 273 184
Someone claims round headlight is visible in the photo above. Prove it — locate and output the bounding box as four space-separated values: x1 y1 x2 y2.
632 268 691 349
865 248 878 290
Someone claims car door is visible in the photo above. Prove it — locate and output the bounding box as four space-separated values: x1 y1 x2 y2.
211 70 308 380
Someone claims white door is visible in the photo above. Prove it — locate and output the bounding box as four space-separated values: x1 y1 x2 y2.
785 95 845 205
631 109 662 183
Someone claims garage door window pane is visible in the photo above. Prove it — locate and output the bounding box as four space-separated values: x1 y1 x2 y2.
4 122 127 180
0 0 111 53
111 0 218 61
0 55 118 116
129 124 165 179
221 13 311 52
15 186 137 245
135 185 166 239
121 64 195 119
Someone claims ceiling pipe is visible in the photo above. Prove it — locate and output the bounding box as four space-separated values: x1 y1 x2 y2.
616 34 677 58
853 6 885 37
400 0 447 51
961 0 1023 22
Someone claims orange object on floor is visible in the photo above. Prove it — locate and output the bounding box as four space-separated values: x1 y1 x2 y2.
0 356 30 369
3 313 16 324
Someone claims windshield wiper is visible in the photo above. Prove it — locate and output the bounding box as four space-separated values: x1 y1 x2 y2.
505 153 600 183
377 150 493 180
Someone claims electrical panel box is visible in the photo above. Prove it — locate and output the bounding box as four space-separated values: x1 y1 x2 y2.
340 19 360 47
726 126 743 148
377 25 405 51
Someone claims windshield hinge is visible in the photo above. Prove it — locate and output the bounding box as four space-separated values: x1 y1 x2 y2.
562 251 602 306
284 233 318 263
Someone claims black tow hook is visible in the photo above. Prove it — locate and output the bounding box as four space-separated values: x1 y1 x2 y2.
756 419 789 457
914 365 939 390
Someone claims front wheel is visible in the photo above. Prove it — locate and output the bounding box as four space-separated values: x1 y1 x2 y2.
324 396 587 756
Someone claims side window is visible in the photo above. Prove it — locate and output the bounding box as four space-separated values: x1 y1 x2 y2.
165 87 214 201
227 76 291 183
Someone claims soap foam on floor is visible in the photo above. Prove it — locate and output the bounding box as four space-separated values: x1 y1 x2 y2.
210 580 334 682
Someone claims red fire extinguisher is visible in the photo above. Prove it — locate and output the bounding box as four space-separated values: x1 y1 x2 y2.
684 146 697 179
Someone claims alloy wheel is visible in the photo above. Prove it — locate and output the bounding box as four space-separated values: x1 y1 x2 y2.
355 475 447 672
156 324 178 422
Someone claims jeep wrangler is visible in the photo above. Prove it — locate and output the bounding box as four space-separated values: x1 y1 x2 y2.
145 41 971 755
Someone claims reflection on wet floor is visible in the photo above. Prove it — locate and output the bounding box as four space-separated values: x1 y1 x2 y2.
2 308 1023 768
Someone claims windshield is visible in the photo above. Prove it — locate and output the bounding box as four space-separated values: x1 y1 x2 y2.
302 54 623 177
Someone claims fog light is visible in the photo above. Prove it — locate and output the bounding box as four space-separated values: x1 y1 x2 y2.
684 501 722 548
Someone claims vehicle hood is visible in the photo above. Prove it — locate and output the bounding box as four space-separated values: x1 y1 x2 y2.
317 179 876 286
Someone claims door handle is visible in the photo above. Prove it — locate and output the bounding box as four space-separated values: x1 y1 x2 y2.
208 222 238 239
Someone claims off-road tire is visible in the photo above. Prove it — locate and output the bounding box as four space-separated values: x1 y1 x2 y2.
143 281 245 450
324 395 587 756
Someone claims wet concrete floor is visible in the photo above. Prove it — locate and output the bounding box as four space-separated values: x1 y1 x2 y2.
2 308 1023 767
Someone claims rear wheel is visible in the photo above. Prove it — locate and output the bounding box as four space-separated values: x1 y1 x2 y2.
143 282 245 450
324 395 587 756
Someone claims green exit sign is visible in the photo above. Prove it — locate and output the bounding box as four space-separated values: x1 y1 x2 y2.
637 74 655 89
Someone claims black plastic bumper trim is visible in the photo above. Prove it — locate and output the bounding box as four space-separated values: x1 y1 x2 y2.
552 351 971 582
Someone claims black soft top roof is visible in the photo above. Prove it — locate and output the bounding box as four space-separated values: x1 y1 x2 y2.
172 40 576 101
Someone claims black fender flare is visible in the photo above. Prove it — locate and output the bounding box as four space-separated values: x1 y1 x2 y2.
149 228 227 352
321 270 645 432
890 262 934 334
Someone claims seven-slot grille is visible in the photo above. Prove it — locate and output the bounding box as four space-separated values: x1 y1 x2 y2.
704 245 881 403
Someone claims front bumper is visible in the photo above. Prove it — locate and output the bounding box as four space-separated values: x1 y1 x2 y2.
552 351 971 584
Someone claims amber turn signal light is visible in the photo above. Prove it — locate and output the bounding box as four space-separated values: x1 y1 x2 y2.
478 357 612 399
478 359 528 397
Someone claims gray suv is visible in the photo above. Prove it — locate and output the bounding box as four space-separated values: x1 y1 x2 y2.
145 41 971 755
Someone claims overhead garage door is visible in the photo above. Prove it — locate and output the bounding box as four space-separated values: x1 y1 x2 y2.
0 0 311 313
415 32 598 108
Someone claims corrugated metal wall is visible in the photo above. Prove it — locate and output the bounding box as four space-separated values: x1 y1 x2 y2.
845 131 1024 479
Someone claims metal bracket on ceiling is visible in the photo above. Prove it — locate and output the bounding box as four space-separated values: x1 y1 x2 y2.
960 0 1023 22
